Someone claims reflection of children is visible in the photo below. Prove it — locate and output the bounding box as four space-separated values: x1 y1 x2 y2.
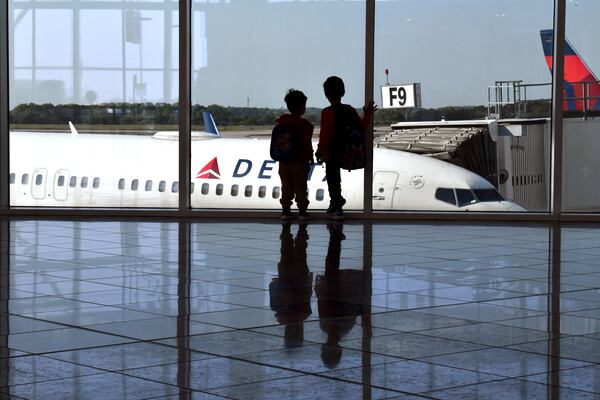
275 90 314 220
269 223 313 348
315 223 364 368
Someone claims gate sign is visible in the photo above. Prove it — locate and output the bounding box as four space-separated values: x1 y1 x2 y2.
381 83 421 109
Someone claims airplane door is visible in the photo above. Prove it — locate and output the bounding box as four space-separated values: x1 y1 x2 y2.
53 169 70 201
372 171 399 209
31 168 47 200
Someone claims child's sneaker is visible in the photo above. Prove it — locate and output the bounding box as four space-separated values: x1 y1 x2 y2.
298 210 309 221
330 209 344 220
281 209 294 220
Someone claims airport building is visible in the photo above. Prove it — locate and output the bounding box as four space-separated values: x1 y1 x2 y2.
1 1 600 399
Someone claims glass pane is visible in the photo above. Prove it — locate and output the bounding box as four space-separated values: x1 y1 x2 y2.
191 1 365 211
373 0 553 212
9 0 178 207
563 3 600 212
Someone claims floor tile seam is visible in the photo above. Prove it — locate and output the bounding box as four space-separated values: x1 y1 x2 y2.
322 366 511 397
400 289 535 304
500 343 600 364
0 367 115 390
393 324 557 348
201 367 412 398
477 300 600 315
413 353 593 380
512 370 600 395
18 306 177 327
421 376 545 398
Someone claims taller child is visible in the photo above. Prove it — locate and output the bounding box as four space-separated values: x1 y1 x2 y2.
315 76 376 219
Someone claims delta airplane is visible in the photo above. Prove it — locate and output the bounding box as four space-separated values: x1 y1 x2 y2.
541 29 600 111
9 112 524 211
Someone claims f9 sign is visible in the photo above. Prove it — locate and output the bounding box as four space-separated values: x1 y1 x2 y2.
381 84 421 109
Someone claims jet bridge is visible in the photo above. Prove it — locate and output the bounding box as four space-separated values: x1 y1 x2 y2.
378 119 550 211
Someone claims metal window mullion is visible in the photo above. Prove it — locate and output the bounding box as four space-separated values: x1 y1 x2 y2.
178 0 191 212
551 0 566 218
363 0 375 214
1 0 10 208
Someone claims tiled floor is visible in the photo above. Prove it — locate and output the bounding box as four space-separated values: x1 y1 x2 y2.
1 220 600 399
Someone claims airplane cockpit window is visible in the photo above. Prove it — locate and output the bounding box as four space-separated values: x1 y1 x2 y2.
118 179 125 190
216 184 223 195
35 174 43 185
201 183 209 195
81 177 88 188
435 188 456 206
231 185 239 196
456 189 477 207
473 189 503 202
93 178 100 189
21 174 29 185
171 182 179 193
272 187 281 199
316 189 325 201
9 173 15 184
145 180 153 191
131 179 139 191
158 181 166 193
245 185 252 197
57 176 65 187
258 186 266 198
69 176 76 188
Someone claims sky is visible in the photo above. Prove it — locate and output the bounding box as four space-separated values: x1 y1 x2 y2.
8 0 600 109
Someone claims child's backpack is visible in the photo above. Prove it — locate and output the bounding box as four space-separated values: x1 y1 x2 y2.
270 124 299 162
331 105 366 171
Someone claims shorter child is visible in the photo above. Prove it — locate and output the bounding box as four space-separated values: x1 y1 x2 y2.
275 89 314 220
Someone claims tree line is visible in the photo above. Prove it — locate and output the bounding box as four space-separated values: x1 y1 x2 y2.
10 101 551 127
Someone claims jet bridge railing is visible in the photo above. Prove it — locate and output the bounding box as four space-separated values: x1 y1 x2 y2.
488 80 600 119
487 81 552 119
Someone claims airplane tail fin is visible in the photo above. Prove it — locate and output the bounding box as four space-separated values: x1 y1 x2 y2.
203 112 221 137
540 29 600 111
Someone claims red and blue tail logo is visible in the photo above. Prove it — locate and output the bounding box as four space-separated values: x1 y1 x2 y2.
540 29 600 111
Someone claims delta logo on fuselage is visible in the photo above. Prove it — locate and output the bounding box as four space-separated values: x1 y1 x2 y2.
196 157 326 181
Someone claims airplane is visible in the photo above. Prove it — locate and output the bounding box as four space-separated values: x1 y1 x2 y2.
9 112 525 211
540 29 600 112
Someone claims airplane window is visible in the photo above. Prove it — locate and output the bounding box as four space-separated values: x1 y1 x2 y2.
245 185 252 197
81 177 88 188
35 174 43 186
69 176 76 188
93 177 100 189
435 188 456 206
57 176 65 187
118 179 125 190
201 183 209 195
455 189 477 207
21 174 29 185
473 189 503 202
231 185 239 196
131 179 139 191
216 184 223 195
258 186 266 198
158 181 166 193
171 182 179 193
190 182 195 193
316 189 325 201
272 186 281 199
9 173 15 184
145 180 152 191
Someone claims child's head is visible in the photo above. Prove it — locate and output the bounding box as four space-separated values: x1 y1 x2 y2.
323 76 345 102
284 89 307 115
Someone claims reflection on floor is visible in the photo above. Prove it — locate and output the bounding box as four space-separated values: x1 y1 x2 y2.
1 220 600 399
